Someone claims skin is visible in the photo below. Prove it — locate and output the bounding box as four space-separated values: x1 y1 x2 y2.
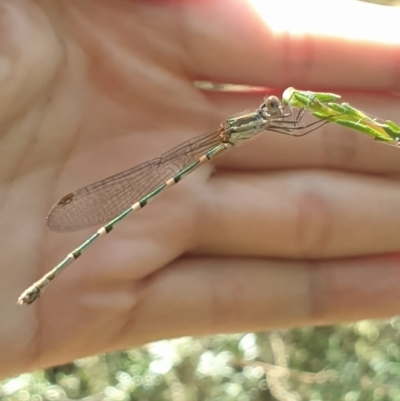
2 0 400 378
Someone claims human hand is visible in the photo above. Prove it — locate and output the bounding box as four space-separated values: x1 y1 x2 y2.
2 0 400 377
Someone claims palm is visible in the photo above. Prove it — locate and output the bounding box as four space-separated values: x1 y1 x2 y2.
3 0 400 378
2 0 222 373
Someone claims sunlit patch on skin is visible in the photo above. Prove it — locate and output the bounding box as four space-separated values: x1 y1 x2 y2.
246 0 399 43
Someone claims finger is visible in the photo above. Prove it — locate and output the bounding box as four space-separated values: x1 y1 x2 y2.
195 169 400 258
182 0 400 90
115 255 400 345
17 254 400 371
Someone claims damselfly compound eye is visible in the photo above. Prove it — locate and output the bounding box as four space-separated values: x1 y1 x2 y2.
265 96 281 115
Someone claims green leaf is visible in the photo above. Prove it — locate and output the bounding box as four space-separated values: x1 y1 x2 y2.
282 87 400 147
334 119 392 141
325 103 348 115
282 87 341 108
386 120 400 134
311 91 342 103
382 123 400 140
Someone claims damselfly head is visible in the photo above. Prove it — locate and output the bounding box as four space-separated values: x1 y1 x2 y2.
264 95 282 116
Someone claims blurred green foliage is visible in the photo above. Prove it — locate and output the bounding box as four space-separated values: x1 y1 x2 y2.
3 320 400 401
3 0 400 400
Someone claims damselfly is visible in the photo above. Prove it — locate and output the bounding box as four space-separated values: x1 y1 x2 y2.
17 88 399 305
